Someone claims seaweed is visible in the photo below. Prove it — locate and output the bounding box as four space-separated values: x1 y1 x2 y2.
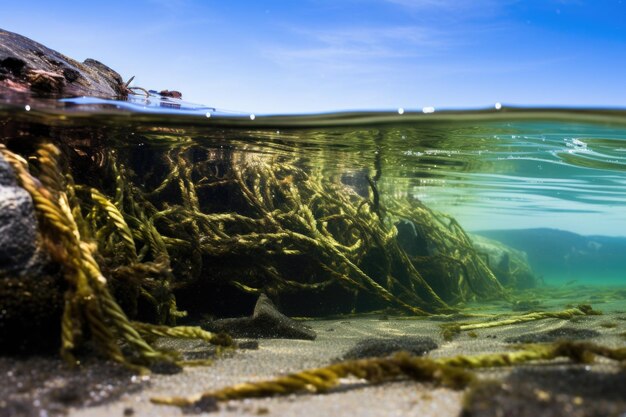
153 351 475 406
0 137 539 372
3 135 516 331
109 140 510 317
151 341 626 407
0 143 230 371
440 304 600 340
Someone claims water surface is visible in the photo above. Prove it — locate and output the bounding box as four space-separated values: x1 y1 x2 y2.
2 97 625 290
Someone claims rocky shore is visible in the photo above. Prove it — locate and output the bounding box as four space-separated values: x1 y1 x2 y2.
1 29 127 99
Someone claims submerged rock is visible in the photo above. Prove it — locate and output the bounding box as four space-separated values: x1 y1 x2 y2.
511 299 545 312
505 327 600 344
0 154 62 354
396 219 432 257
0 357 147 417
201 293 317 340
0 29 127 98
0 154 46 278
463 368 626 417
0 273 64 354
340 336 438 360
471 234 538 289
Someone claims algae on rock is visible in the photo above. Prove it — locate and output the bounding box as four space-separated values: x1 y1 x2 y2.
0 143 228 369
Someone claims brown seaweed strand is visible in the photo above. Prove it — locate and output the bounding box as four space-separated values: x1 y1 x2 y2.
440 304 600 339
89 187 138 260
131 322 233 346
151 341 626 408
151 351 473 406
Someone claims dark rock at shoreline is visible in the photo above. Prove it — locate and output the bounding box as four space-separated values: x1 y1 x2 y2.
0 28 127 98
158 89 182 99
201 293 317 340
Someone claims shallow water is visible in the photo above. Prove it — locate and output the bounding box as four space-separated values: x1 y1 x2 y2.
2 95 626 416
0 97 626 290
3 97 625 288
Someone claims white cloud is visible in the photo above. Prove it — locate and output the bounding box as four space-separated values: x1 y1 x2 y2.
260 0 516 76
263 24 447 76
311 26 443 50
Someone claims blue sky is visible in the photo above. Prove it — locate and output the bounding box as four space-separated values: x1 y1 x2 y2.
3 0 626 114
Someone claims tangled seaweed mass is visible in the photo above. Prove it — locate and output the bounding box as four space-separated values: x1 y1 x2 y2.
0 133 522 362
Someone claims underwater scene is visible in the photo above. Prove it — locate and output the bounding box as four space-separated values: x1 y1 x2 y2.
1 99 626 417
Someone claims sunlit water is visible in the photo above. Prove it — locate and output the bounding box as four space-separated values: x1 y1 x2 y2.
2 95 625 288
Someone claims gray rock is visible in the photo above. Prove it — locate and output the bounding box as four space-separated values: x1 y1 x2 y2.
470 234 537 289
396 219 432 257
340 336 438 360
202 293 317 340
504 327 600 344
0 154 44 278
0 153 17 185
463 368 626 417
0 155 61 354
1 29 126 98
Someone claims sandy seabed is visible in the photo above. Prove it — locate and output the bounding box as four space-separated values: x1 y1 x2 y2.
2 287 626 417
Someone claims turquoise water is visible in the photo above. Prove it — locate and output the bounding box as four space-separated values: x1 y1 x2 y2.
2 97 625 292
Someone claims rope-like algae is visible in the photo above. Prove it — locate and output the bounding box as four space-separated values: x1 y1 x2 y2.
131 321 232 346
0 143 230 370
133 144 506 315
151 351 475 406
150 341 626 407
0 137 540 370
87 186 138 261
440 304 600 340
